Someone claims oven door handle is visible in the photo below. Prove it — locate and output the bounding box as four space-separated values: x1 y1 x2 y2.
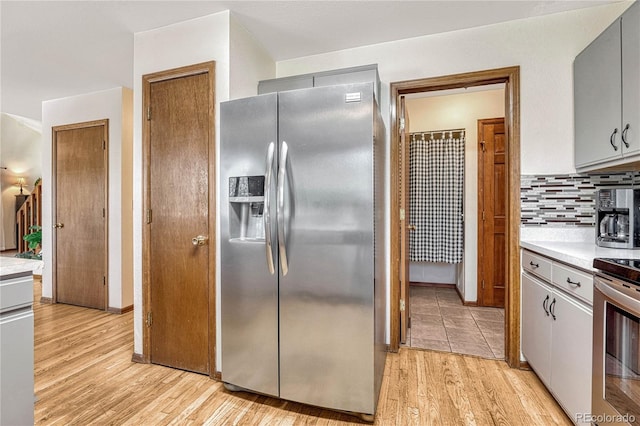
595 276 640 317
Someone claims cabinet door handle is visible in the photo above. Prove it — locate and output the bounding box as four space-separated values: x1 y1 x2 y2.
543 294 550 316
549 298 557 321
610 128 619 151
529 261 539 269
566 277 581 287
622 123 630 148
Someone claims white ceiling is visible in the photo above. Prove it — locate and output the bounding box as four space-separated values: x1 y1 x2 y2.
1 0 618 121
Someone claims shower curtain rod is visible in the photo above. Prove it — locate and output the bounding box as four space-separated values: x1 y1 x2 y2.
410 128 465 135
410 129 466 141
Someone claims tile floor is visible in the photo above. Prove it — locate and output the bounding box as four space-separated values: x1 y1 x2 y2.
409 285 505 359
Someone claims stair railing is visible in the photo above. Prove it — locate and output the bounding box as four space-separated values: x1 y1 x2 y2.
16 182 42 253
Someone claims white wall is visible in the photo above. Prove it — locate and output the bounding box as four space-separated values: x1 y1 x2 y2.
132 11 275 368
0 113 42 250
276 2 631 338
406 88 505 301
121 89 134 308
278 3 631 174
41 86 133 310
229 14 276 100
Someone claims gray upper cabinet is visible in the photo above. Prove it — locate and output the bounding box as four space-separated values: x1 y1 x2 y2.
258 64 381 106
257 75 314 94
574 2 639 171
574 20 622 168
623 2 640 159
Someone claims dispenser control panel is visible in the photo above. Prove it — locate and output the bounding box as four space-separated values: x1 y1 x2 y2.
229 176 264 200
228 175 266 241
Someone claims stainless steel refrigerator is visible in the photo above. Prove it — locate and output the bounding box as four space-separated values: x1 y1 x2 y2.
221 82 386 418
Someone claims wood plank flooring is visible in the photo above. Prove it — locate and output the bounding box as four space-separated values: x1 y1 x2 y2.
33 278 571 425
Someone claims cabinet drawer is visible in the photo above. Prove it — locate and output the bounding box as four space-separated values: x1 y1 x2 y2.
0 273 33 313
522 251 552 281
552 263 594 305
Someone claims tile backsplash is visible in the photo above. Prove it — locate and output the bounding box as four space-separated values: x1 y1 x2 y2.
520 172 640 226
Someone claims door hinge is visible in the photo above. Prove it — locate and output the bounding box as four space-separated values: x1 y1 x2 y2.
482 211 485 221
480 141 486 152
146 209 152 224
400 208 405 221
103 140 106 150
400 117 405 131
103 276 106 286
400 299 406 312
482 280 485 289
146 311 152 327
408 316 412 328
102 208 105 218
147 107 151 121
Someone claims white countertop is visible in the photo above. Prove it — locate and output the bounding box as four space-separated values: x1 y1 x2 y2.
520 240 640 272
0 257 43 277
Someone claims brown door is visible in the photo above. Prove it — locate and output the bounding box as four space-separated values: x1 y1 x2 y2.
144 63 215 375
399 96 411 344
478 118 506 308
53 120 108 310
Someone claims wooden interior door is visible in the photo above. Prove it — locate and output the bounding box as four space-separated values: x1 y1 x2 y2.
399 96 411 343
54 120 107 310
145 64 214 375
478 117 506 308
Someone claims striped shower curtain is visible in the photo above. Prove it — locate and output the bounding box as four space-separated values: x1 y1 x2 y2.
409 130 465 263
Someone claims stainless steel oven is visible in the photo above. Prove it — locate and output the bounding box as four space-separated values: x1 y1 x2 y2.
593 260 640 426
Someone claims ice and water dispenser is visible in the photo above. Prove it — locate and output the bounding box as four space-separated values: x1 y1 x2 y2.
228 175 265 241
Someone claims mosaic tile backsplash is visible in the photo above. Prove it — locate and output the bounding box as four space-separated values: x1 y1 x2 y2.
521 172 640 226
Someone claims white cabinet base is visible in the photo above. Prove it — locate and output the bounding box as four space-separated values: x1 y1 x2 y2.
521 250 593 425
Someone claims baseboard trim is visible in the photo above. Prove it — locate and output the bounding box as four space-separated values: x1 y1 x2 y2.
213 371 222 381
131 353 148 364
108 304 134 314
450 285 477 306
40 297 53 304
410 281 455 288
519 361 530 370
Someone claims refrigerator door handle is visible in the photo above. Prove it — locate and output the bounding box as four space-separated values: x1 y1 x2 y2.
277 141 289 275
264 142 276 275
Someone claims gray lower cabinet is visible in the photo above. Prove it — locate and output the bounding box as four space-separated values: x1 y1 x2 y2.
521 251 592 425
574 2 639 171
0 272 35 426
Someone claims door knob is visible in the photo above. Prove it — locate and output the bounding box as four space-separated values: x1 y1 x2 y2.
192 235 208 246
408 224 416 231
54 223 64 229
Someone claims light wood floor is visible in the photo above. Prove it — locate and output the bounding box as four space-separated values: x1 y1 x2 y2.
33 279 571 425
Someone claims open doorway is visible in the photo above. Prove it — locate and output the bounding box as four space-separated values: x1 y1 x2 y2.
390 67 522 368
403 87 506 359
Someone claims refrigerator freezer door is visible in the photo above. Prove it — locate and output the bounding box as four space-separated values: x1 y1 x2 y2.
278 83 376 414
221 93 279 397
